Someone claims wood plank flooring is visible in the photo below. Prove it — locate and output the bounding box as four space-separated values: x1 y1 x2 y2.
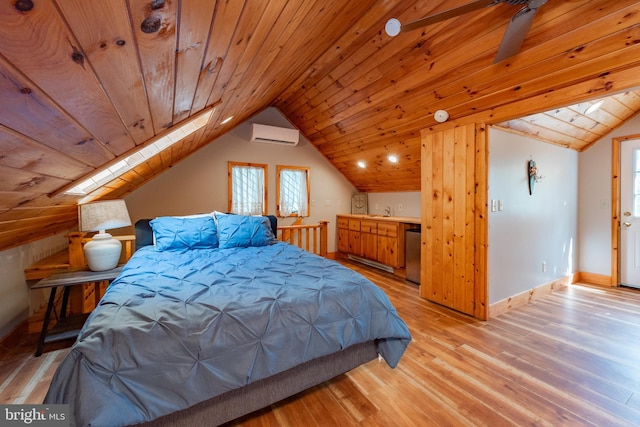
2 260 640 426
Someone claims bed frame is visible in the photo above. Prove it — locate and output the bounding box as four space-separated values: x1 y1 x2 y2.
138 341 377 426
133 216 376 426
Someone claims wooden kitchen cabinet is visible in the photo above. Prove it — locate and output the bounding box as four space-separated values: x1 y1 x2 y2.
377 222 400 268
337 217 363 255
361 220 378 260
337 215 407 270
337 217 349 253
347 219 361 255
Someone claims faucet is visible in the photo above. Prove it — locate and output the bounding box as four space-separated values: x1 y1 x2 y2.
383 206 392 217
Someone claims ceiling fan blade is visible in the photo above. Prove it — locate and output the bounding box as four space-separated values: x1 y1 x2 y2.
494 0 548 63
401 0 497 33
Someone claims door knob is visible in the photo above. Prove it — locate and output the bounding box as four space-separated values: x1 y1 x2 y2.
624 211 632 217
623 222 632 227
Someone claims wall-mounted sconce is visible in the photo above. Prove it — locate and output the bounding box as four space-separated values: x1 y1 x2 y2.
528 159 543 195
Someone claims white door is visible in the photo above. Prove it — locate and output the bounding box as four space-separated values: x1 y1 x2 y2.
620 139 640 288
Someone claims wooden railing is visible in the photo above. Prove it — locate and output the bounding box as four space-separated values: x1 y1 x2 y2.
277 220 329 257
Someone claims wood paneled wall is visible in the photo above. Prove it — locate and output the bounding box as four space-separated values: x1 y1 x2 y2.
421 123 487 320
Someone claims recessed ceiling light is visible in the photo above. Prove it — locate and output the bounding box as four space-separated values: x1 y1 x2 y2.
221 116 233 124
584 100 604 115
357 161 366 168
387 154 398 163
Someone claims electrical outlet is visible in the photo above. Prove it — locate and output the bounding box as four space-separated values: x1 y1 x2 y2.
375 203 379 210
542 261 547 272
498 200 503 211
398 203 403 211
491 200 497 212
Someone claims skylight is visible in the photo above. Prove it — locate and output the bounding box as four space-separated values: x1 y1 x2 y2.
64 109 214 196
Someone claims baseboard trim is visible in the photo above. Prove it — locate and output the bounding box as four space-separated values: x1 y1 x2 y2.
346 255 395 273
573 272 613 287
489 275 573 318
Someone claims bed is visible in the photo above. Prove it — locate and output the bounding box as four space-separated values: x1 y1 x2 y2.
44 213 412 426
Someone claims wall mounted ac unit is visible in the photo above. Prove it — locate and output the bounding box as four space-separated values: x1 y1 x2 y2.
250 123 299 146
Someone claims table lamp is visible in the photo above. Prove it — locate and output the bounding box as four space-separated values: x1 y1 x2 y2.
78 200 132 271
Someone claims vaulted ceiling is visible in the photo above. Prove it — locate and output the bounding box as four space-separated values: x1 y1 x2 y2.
1 0 640 251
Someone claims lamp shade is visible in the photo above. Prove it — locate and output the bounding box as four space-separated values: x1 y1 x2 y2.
78 200 132 232
78 200 131 271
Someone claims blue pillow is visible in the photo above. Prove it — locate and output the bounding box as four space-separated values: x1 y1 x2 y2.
217 215 277 249
150 216 218 251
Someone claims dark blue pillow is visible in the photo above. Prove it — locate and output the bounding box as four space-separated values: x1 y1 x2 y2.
217 214 277 249
150 215 218 251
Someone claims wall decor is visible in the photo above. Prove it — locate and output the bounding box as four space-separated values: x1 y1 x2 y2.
528 159 543 195
351 193 368 214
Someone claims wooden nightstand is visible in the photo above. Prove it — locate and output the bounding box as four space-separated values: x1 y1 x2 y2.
31 266 123 356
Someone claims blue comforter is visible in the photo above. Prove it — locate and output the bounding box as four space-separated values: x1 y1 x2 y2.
44 243 411 426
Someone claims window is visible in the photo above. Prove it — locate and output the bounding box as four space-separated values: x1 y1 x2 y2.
228 162 268 215
63 108 214 196
276 165 310 217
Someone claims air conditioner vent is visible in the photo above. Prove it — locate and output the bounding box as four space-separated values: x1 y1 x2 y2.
250 123 299 146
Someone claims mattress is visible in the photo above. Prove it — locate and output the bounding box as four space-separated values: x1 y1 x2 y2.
44 242 411 426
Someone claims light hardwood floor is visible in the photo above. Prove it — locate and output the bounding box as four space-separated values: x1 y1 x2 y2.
2 260 640 426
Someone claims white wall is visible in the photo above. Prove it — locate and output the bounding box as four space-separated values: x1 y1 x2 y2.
489 128 578 303
367 192 421 217
578 114 640 276
125 108 358 252
578 135 612 276
0 233 67 339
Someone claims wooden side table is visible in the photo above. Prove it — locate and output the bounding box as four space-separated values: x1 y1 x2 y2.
25 233 135 316
31 267 123 356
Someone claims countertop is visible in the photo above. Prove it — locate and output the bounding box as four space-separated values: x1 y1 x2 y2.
337 213 421 225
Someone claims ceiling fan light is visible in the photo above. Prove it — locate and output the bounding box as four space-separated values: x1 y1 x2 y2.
385 18 401 37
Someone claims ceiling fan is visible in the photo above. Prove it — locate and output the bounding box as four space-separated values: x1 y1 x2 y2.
385 0 548 63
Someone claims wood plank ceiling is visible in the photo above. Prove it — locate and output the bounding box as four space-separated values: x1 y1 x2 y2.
1 0 640 251
495 89 640 151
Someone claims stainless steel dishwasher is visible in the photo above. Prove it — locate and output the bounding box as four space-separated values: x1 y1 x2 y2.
405 228 421 284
